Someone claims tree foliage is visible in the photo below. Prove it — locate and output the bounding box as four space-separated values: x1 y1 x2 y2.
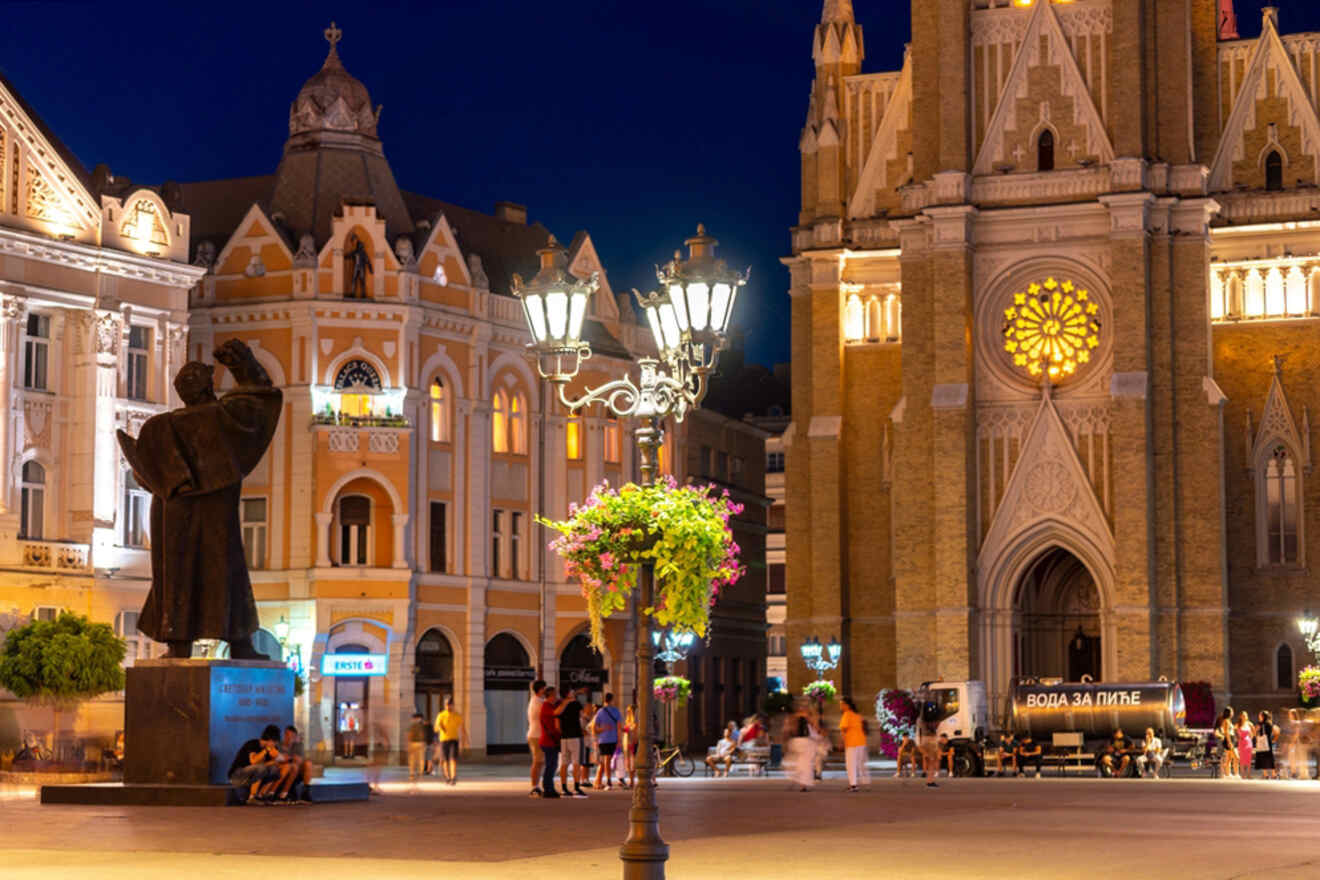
0 612 125 708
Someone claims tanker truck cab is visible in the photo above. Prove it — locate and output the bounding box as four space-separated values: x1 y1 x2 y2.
914 681 989 776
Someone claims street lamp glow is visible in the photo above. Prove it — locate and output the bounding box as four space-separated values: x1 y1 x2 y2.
801 634 842 677
274 614 290 643
1298 615 1318 638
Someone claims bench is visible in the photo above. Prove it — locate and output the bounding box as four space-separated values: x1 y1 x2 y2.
704 744 770 776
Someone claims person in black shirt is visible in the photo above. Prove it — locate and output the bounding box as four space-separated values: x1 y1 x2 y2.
997 732 1017 777
228 724 283 802
555 688 588 797
1015 733 1043 778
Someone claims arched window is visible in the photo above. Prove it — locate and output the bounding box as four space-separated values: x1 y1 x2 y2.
843 293 864 342
1265 150 1284 191
430 377 450 444
1263 445 1300 565
484 632 531 669
416 629 454 683
603 414 621 464
1265 268 1286 316
1228 273 1244 318
1286 267 1307 316
492 389 509 453
338 494 371 566
1210 271 1225 320
1037 129 1055 172
1277 643 1295 690
20 460 44 540
865 298 882 342
334 359 383 420
884 293 901 341
1245 270 1265 317
510 393 527 455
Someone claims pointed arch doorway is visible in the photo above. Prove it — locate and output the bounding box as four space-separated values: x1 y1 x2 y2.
1013 547 1102 682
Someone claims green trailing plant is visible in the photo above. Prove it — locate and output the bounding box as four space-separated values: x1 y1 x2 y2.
803 679 837 703
539 477 744 652
0 612 125 756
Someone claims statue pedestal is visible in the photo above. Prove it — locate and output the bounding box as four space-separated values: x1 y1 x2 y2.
125 658 293 785
40 659 368 806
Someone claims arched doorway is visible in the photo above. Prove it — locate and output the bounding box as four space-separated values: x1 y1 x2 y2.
559 632 607 705
483 632 534 754
415 629 454 723
1013 547 1101 682
333 642 370 759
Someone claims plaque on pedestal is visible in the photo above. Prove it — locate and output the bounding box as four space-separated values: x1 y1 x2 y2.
125 658 293 785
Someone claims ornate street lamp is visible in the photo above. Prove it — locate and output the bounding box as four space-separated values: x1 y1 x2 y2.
1298 613 1320 657
800 635 842 677
514 225 747 880
652 629 696 669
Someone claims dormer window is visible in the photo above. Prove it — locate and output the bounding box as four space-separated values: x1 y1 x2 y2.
1265 151 1283 192
1037 129 1055 172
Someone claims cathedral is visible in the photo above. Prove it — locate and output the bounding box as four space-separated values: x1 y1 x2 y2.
787 0 1320 719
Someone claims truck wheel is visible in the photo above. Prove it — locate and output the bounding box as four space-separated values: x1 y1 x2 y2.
952 746 979 778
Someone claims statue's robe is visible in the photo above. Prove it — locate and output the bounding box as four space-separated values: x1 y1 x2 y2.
117 384 282 642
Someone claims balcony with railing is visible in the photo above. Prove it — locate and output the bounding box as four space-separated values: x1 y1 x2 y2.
18 539 91 572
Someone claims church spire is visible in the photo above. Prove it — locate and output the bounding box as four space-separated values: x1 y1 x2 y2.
1218 0 1239 40
322 20 344 69
822 0 854 24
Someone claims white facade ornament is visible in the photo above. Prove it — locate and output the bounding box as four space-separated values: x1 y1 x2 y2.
466 254 489 289
294 234 316 267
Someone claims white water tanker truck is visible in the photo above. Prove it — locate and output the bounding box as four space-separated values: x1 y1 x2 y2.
912 678 1188 776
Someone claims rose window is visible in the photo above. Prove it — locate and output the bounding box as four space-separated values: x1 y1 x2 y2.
1002 277 1101 381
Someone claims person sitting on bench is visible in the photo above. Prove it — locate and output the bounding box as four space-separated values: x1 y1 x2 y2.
997 732 1017 777
1135 728 1164 778
228 724 285 803
1097 729 1134 777
1015 733 1043 778
895 733 920 777
706 723 739 777
937 733 956 777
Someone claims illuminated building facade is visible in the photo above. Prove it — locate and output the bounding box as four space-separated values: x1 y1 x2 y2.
788 0 1320 718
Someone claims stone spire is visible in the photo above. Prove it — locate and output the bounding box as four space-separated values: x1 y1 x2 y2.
822 0 854 23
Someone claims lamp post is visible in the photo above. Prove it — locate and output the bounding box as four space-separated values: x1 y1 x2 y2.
1298 614 1320 658
651 629 695 758
514 225 746 880
800 635 843 718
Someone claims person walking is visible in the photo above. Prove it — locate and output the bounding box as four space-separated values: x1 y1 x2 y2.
592 693 623 790
538 686 562 799
621 704 639 789
434 696 469 786
839 696 870 792
1236 710 1256 780
785 705 815 791
1254 710 1278 780
527 679 547 797
406 712 428 783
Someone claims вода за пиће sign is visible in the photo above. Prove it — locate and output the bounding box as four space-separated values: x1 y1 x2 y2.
321 653 389 676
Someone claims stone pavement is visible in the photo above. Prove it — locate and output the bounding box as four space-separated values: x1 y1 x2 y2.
3 771 1319 879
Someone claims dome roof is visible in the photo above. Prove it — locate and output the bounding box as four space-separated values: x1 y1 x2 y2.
288 22 380 139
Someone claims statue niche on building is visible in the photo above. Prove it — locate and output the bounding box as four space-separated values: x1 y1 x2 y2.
117 339 282 660
345 233 373 298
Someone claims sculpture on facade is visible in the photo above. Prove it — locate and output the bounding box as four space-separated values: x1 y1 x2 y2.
116 340 282 659
345 234 372 298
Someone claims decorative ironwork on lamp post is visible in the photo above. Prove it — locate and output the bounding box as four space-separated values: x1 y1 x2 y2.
1298 614 1320 658
514 225 747 880
800 635 842 717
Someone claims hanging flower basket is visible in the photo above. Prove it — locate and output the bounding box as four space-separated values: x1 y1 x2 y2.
803 680 837 703
1300 666 1320 705
873 689 918 758
539 478 744 652
654 675 692 706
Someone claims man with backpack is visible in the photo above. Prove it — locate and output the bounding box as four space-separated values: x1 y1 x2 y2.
591 692 623 790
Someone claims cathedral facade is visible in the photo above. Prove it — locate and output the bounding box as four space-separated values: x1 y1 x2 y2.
787 0 1320 719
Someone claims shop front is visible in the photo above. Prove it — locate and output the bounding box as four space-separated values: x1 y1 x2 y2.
414 628 455 723
324 643 388 759
484 633 534 754
559 633 608 705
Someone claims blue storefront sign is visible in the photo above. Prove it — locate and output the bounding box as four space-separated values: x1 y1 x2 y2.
321 653 389 676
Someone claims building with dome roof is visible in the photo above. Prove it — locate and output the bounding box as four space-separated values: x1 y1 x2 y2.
0 22 769 758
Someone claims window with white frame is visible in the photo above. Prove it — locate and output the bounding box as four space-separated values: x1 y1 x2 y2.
126 325 151 401
241 497 267 570
1277 643 1295 691
116 610 145 666
123 471 150 548
491 509 504 578
20 460 45 539
32 605 60 622
1261 444 1301 566
430 377 450 444
511 511 523 580
23 313 49 391
338 494 370 566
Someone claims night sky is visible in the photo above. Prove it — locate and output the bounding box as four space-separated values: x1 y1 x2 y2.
2 1 1317 368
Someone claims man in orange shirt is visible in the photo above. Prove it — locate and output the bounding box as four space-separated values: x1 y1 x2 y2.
839 696 870 792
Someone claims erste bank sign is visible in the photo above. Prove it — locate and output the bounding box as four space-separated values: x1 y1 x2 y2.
321 653 389 677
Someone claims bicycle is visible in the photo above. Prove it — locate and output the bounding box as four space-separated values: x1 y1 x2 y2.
653 743 694 777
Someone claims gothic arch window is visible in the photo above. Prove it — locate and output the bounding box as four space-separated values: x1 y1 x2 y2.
510 392 527 455
1276 642 1294 691
1037 129 1055 172
1245 270 1265 317
1265 268 1286 316
430 377 450 444
1286 267 1307 316
843 293 864 342
1265 151 1284 191
865 297 882 342
884 293 901 341
1259 443 1302 566
492 389 509 454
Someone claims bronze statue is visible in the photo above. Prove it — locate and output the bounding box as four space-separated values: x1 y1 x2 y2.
345 234 372 298
117 340 282 659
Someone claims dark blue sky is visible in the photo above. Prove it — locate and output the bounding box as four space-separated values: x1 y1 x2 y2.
1 1 1315 368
